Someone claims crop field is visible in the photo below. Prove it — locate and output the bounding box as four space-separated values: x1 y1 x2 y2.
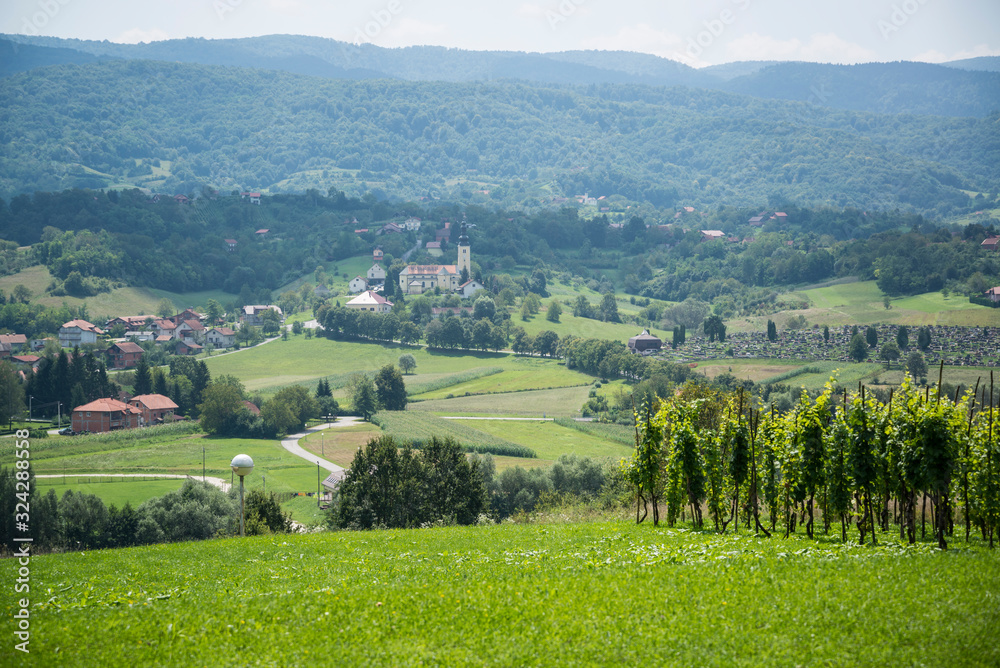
34 478 186 507
692 359 804 383
9 522 998 666
408 385 591 417
403 367 504 397
447 419 633 462
409 364 591 400
372 413 534 458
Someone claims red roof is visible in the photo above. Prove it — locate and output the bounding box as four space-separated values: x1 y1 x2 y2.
242 401 261 415
130 394 179 411
73 398 140 414
256 228 269 234
11 355 39 364
61 319 104 334
109 341 144 354
0 334 27 345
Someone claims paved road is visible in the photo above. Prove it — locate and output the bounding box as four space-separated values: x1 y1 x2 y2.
35 473 231 492
279 418 362 474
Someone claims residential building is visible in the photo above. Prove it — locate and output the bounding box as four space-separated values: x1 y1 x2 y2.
71 398 141 434
345 290 394 313
205 327 236 348
106 341 144 369
225 238 238 252
700 230 725 242
458 279 486 299
349 276 367 294
175 340 203 355
241 305 284 326
982 237 1000 251
129 394 179 425
59 320 104 348
367 263 386 284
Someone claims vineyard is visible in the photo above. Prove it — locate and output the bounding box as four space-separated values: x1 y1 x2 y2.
623 372 1000 549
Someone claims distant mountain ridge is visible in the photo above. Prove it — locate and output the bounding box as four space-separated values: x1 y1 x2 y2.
2 34 999 117
1 58 995 215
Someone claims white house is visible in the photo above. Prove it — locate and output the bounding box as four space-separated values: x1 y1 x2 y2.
241 305 284 326
349 276 368 294
206 327 236 348
367 263 386 283
346 290 394 313
58 320 103 348
403 217 422 231
458 279 486 299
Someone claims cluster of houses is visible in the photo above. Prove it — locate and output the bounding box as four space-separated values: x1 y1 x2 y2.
71 393 180 434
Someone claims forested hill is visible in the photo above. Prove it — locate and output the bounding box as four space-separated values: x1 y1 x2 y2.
3 34 1000 117
1 59 996 214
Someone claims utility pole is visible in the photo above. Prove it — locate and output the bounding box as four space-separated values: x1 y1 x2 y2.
317 461 321 508
202 446 206 484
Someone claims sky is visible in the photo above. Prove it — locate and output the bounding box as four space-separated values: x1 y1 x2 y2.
3 0 998 68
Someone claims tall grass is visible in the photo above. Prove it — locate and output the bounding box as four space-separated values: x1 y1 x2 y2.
14 421 202 463
406 367 504 397
372 412 536 458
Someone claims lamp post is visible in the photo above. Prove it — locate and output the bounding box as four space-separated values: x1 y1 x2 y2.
230 454 254 537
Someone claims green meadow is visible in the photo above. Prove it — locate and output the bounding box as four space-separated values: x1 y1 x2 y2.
447 419 633 462
34 478 186 507
784 280 1000 328
7 523 998 667
0 265 233 317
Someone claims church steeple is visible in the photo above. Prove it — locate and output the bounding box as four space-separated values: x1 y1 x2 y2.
457 218 471 277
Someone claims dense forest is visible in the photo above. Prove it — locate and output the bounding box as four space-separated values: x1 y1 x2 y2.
4 34 999 117
0 59 996 215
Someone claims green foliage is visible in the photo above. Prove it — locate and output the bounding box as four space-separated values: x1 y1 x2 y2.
849 332 869 362
244 489 294 535
397 353 417 375
374 364 407 411
333 435 485 529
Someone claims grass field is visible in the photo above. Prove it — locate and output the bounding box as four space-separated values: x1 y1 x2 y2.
409 364 590 400
10 522 998 666
298 423 382 468
690 359 884 390
448 419 633 462
408 385 591 418
34 478 186 506
0 265 235 317
204 336 589 395
781 280 1000 328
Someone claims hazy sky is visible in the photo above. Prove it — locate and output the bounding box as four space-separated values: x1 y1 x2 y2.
3 0 998 67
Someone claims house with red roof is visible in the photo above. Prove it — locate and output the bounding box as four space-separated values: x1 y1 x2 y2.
345 290 394 313
72 398 142 434
206 327 236 348
129 394 179 425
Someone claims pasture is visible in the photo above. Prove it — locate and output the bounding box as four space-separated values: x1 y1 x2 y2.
784 280 1000 328
34 478 186 507
0 264 233 317
9 522 998 666
407 385 591 418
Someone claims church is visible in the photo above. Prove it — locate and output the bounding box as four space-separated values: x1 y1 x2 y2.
398 222 481 296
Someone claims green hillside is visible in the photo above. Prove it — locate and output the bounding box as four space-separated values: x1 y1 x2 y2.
10 523 999 666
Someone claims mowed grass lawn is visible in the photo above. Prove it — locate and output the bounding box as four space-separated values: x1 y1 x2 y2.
13 523 999 666
34 478 186 506
448 419 633 462
205 337 582 394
